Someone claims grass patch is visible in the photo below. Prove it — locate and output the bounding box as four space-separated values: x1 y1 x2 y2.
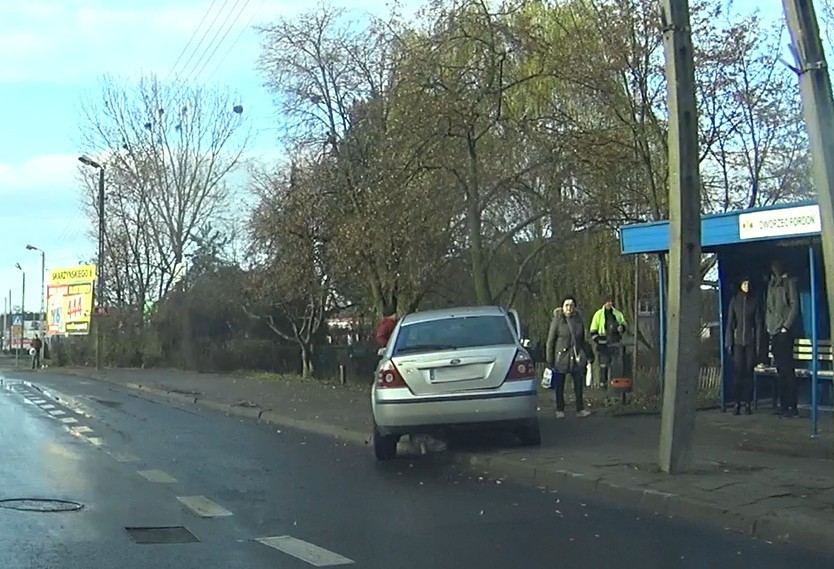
238 370 372 393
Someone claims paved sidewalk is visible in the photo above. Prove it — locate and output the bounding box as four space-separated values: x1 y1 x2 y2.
30 366 834 555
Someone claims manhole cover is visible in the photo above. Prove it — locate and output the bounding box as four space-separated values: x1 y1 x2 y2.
0 499 84 512
126 526 199 544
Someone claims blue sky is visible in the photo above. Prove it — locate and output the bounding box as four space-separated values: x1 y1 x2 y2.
0 0 790 312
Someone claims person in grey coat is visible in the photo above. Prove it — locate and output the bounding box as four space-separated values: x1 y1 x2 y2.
765 260 800 418
545 297 594 419
724 276 762 415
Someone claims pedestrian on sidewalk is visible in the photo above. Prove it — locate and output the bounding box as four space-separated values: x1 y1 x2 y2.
589 295 627 388
545 297 594 419
765 260 800 418
725 276 762 415
374 304 399 349
30 334 43 370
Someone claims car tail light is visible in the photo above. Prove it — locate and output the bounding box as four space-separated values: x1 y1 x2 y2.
377 360 407 388
506 350 536 381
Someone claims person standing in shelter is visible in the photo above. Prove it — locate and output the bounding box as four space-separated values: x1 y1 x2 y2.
765 260 800 418
546 297 594 418
724 277 762 415
589 295 627 387
374 304 399 349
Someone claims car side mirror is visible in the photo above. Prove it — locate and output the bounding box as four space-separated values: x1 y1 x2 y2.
377 347 386 357
521 338 531 348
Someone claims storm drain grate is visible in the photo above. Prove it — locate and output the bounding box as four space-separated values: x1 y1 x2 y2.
125 526 200 544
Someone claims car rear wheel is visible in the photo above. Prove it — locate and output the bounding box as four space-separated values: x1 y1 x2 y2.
517 419 541 447
372 424 399 460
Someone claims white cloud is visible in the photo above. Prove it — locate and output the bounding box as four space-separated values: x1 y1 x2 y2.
0 154 79 192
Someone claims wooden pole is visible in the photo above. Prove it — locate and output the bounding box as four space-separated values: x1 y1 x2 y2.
782 0 834 376
658 0 703 474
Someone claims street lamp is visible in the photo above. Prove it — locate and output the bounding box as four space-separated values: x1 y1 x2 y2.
79 155 105 371
25 245 45 339
14 263 25 369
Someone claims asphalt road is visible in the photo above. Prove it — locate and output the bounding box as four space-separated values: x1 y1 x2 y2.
0 370 830 569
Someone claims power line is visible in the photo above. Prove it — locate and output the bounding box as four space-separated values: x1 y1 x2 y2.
165 0 221 84
173 0 234 86
181 0 253 86
205 0 267 83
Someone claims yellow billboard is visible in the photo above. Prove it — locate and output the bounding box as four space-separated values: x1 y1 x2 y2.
47 264 96 336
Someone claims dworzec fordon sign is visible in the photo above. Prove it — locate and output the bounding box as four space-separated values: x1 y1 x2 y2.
738 205 821 240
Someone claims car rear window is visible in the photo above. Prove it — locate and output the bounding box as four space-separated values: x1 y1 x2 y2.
393 315 516 354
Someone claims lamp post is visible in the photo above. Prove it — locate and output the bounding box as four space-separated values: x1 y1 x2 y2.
14 263 25 368
79 155 105 371
25 245 45 338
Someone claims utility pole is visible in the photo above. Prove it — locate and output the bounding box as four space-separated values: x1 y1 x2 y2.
782 0 834 354
658 0 703 474
6 290 10 356
79 155 106 371
97 166 105 371
14 265 25 369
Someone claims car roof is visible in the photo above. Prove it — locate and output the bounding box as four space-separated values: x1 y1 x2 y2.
400 306 509 326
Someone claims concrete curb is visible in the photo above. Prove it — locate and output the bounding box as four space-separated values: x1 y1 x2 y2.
39 368 834 557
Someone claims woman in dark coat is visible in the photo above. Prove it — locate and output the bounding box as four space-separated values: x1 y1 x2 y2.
545 296 595 418
724 276 763 415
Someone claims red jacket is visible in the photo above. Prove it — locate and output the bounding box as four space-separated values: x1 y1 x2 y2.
375 317 397 348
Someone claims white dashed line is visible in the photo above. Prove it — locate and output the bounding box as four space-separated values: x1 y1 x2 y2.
256 536 354 566
31 399 46 404
41 404 55 410
105 450 140 463
137 470 177 483
48 409 66 416
176 496 233 518
87 437 104 447
61 417 78 424
70 426 94 435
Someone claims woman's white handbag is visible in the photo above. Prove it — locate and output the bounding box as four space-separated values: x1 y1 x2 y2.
541 367 552 389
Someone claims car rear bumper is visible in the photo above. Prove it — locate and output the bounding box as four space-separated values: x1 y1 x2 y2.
372 382 538 435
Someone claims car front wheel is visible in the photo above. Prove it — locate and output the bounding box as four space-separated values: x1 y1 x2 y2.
372 424 399 460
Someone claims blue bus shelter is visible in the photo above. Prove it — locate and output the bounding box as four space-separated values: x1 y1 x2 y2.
619 201 832 436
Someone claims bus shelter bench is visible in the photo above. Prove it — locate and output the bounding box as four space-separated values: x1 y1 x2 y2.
752 339 832 410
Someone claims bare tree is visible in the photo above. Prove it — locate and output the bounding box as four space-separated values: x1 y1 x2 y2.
80 75 250 305
246 161 342 377
257 5 459 315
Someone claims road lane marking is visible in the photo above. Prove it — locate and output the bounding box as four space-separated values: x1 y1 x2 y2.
41 404 55 410
256 536 354 566
61 417 78 424
137 470 177 483
106 450 140 463
87 437 104 447
70 426 93 435
31 399 46 404
177 496 233 518
48 409 66 416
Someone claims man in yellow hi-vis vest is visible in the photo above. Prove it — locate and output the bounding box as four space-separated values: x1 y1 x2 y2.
589 296 627 387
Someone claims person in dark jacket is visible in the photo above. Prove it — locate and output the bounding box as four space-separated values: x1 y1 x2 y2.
724 277 762 415
765 260 800 418
545 297 594 418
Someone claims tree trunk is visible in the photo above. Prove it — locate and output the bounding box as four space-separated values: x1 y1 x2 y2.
300 342 314 378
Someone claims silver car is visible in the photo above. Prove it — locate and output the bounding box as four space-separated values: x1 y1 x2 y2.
371 305 540 460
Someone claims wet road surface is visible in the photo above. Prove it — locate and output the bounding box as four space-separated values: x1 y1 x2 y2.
0 371 831 568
